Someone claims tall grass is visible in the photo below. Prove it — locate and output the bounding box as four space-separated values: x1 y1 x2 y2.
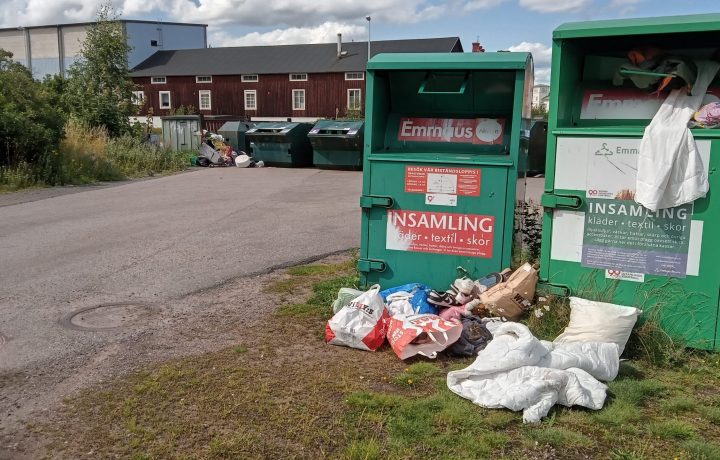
0 119 190 192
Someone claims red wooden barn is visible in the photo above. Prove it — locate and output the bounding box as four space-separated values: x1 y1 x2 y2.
130 36 463 122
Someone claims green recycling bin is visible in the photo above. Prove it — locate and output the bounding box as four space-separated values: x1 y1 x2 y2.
359 52 533 289
308 120 364 170
218 121 256 153
540 14 720 350
245 122 314 167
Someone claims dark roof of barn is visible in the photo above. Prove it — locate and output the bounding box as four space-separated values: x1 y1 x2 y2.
130 37 462 76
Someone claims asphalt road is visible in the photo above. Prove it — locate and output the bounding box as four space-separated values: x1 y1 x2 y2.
0 168 363 372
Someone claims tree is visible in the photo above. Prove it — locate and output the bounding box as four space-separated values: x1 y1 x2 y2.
65 2 134 137
0 49 65 167
531 104 548 121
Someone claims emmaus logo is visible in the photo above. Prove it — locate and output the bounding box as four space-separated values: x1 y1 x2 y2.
398 117 504 145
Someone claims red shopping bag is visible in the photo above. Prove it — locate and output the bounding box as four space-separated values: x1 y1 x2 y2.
386 314 462 360
326 285 389 351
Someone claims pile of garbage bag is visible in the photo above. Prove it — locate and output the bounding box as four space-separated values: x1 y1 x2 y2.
325 263 643 423
196 130 265 168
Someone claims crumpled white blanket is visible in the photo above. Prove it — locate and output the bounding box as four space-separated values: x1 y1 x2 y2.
446 322 619 423
635 60 720 211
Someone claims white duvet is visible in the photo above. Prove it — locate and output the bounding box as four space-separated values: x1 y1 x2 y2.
446 322 620 423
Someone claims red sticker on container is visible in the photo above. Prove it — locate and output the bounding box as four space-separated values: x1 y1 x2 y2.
397 117 504 145
386 209 494 258
404 166 481 196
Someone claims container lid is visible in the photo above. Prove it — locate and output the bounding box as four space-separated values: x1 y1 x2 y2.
554 13 720 39
367 52 531 71
311 120 364 130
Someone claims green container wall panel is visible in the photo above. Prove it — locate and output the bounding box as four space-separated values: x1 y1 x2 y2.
541 14 720 350
246 122 314 167
360 52 533 290
308 120 365 170
218 121 256 153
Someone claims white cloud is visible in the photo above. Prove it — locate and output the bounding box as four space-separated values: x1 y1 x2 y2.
0 0 102 26
534 67 550 85
519 0 591 13
508 41 552 84
169 0 445 27
210 22 366 47
463 0 507 11
508 41 551 65
609 0 644 15
0 0 446 28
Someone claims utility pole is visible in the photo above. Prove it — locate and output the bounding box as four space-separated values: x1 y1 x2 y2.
366 16 371 61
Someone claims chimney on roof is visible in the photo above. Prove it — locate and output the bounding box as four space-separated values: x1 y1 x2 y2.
472 41 485 53
337 33 342 58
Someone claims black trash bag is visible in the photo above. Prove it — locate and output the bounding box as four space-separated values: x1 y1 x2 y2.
447 316 493 357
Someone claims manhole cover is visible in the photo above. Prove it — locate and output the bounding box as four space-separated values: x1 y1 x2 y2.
61 302 159 331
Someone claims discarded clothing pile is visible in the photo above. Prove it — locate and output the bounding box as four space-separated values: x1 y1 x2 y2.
447 322 619 423
449 298 641 423
326 262 539 359
196 130 265 168
325 264 642 422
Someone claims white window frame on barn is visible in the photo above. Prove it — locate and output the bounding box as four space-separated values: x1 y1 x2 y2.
199 90 212 111
195 75 212 83
131 91 145 105
289 73 308 81
345 72 364 81
151 76 166 84
347 88 362 111
292 89 305 111
241 74 259 82
244 90 257 110
159 91 171 109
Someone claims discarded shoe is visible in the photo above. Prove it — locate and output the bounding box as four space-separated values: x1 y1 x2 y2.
427 290 461 308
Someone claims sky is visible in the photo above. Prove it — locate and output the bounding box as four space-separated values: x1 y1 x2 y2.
1 0 719 84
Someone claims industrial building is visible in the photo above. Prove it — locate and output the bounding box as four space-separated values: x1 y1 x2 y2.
0 20 207 79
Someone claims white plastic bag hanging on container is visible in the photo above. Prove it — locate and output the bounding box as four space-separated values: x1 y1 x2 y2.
386 314 462 360
326 284 389 351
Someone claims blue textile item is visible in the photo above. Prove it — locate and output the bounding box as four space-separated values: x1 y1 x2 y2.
379 283 438 315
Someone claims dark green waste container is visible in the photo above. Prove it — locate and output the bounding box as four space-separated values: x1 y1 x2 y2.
540 14 720 350
528 120 547 176
308 120 364 170
245 122 314 167
218 121 256 153
359 52 533 289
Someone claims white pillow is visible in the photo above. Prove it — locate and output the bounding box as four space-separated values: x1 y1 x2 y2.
553 297 642 354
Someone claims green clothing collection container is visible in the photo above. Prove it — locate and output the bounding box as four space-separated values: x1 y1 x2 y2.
245 122 314 167
218 121 256 153
359 52 533 289
540 14 720 350
308 120 365 170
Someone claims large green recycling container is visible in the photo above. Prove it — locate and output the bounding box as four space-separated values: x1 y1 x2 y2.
245 122 314 167
540 14 720 350
359 52 533 289
308 120 364 170
218 121 256 153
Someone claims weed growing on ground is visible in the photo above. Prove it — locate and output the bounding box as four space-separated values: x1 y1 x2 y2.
661 395 697 413
524 295 570 341
681 440 720 460
523 425 593 449
648 419 697 440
